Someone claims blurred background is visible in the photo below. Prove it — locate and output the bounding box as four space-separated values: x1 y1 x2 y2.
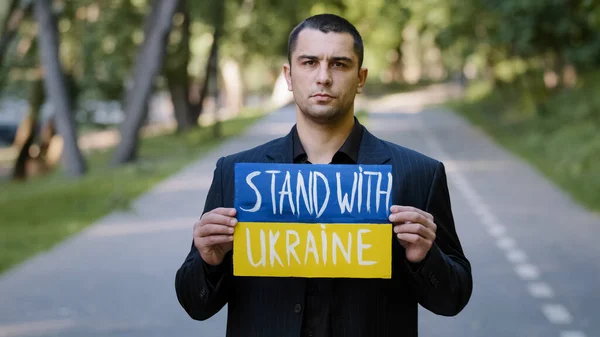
0 0 599 336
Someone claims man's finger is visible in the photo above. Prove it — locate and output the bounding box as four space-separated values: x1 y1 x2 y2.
389 211 435 230
390 205 433 221
199 235 233 247
396 233 422 244
394 223 435 241
198 224 235 237
209 207 237 217
201 212 238 227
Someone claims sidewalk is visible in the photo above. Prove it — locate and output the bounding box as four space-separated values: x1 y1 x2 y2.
1 88 599 337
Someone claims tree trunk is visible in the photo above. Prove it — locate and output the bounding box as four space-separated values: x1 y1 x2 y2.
208 1 224 138
220 57 244 119
168 77 194 130
189 30 218 121
12 78 44 180
111 0 180 165
165 0 194 131
190 0 224 126
34 0 86 177
393 43 405 83
39 115 57 165
207 30 220 138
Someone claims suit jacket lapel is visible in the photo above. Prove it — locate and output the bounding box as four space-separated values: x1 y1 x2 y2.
357 125 391 165
265 127 295 163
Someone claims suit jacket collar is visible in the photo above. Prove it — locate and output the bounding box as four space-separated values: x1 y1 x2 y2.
265 119 391 165
264 129 294 163
357 126 391 165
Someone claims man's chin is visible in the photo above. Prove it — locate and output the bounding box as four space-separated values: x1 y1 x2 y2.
300 106 347 123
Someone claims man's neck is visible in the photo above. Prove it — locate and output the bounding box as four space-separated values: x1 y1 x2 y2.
295 109 355 164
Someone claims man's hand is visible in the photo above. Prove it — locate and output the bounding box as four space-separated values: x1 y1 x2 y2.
194 207 237 266
389 205 437 264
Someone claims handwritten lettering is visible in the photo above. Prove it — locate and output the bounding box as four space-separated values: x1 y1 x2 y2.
242 224 380 268
240 171 261 212
238 166 393 220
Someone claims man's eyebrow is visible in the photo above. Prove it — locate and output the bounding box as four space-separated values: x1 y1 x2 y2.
331 56 353 63
297 54 318 60
296 55 354 63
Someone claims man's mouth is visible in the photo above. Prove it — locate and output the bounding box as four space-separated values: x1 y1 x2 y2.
312 93 334 98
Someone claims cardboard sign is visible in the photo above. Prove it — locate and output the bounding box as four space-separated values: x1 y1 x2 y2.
233 163 393 278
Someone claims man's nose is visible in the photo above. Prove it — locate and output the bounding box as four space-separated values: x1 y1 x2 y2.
316 63 332 86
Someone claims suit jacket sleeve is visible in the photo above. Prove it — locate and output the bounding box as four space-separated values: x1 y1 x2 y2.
175 156 232 321
407 161 473 316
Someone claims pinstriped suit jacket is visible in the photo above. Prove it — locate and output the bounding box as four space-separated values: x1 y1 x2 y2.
175 123 473 337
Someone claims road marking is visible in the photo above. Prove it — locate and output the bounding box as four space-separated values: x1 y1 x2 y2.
473 205 491 220
527 282 554 298
479 211 497 227
418 116 585 334
560 331 587 337
506 250 528 264
515 264 540 280
542 304 573 324
496 237 517 250
487 224 506 237
0 319 76 337
483 218 503 230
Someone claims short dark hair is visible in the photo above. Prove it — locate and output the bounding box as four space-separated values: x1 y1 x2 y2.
287 14 364 69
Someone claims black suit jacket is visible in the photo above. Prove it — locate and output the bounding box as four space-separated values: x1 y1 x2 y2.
175 124 473 337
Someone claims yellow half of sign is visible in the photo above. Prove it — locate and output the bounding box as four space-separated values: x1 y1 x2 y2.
233 222 392 279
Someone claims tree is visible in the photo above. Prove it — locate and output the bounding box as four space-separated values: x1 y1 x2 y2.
111 0 180 165
165 0 195 131
34 0 86 177
12 77 43 180
0 0 31 70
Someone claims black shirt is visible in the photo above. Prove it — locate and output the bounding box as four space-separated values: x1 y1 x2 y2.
292 117 364 337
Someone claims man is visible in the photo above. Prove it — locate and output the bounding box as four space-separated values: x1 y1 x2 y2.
175 13 472 337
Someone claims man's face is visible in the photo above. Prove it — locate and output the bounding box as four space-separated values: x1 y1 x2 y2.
284 28 368 124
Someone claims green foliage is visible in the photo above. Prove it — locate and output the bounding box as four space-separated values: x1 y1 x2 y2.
2 0 600 98
451 71 600 213
59 0 147 100
435 0 600 83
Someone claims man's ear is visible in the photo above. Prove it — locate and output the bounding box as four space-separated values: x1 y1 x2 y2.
357 67 368 94
283 63 293 91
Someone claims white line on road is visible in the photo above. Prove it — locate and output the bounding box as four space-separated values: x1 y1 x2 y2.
527 282 555 299
542 304 573 324
418 116 585 334
560 331 587 337
496 237 517 250
472 205 491 219
487 224 507 237
479 211 497 226
506 250 528 264
515 264 540 280
483 218 503 230
0 319 76 337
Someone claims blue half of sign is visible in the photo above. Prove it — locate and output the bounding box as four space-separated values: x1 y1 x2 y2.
234 162 394 224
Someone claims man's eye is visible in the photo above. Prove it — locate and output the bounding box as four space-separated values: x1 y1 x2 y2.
333 62 345 68
304 60 315 65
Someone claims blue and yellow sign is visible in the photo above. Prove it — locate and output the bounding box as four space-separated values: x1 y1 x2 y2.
233 163 393 278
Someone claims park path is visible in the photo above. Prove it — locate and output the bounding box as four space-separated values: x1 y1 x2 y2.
1 86 599 337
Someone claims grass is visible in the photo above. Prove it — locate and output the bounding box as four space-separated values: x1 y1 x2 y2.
0 111 265 275
363 79 435 97
355 108 369 124
448 72 600 214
